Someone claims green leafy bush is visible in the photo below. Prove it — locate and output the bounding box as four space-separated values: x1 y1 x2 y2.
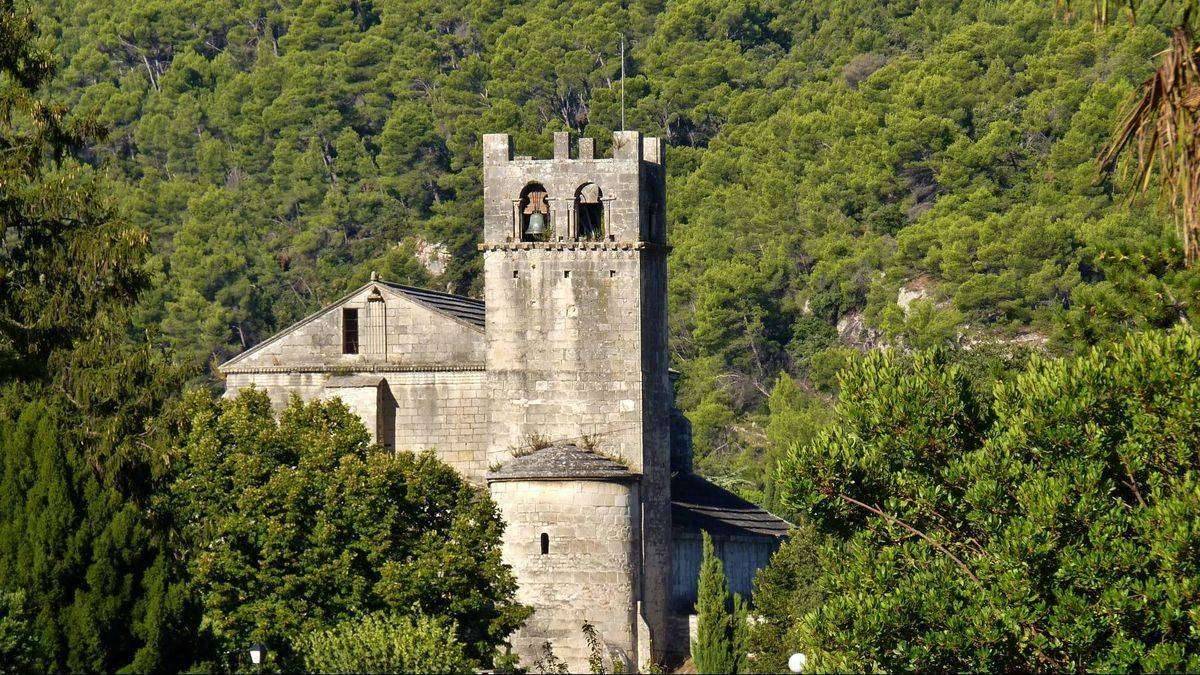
296 613 471 674
746 522 826 673
169 389 529 669
773 327 1200 670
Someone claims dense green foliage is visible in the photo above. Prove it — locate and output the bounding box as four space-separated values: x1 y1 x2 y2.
0 396 196 671
30 0 1200 501
3 12 527 669
0 1 149 380
767 328 1200 670
0 591 38 672
169 389 528 669
691 531 748 674
0 4 197 670
14 0 1200 669
296 612 472 673
744 523 824 673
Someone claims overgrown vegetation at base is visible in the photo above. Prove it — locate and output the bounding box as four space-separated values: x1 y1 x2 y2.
755 327 1200 671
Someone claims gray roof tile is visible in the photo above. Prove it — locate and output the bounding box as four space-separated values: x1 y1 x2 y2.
487 444 637 482
380 282 485 330
671 473 791 538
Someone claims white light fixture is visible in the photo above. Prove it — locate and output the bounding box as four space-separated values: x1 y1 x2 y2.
249 644 267 665
788 652 808 673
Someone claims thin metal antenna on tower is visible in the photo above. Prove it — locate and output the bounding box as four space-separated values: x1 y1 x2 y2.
620 35 626 131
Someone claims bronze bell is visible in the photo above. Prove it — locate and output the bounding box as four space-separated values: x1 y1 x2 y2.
525 212 546 237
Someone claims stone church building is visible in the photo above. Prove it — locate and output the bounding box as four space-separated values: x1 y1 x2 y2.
219 131 789 670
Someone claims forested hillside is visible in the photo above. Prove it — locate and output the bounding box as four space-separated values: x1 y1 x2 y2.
35 0 1200 504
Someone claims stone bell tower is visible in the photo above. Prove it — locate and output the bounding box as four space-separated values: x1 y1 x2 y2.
481 130 671 669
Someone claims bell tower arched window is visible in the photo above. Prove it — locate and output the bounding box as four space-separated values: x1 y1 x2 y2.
575 183 603 240
518 183 550 242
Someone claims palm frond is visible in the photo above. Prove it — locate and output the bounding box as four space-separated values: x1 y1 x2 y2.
1100 27 1200 266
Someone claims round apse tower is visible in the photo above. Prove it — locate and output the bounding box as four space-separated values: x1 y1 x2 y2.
486 444 641 672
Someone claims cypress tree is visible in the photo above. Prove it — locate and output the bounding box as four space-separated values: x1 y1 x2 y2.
692 531 747 674
0 4 197 669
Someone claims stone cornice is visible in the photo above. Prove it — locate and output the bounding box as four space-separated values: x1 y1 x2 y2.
221 363 485 376
478 241 671 252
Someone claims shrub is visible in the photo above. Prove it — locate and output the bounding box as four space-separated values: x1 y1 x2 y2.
297 613 471 674
776 328 1200 670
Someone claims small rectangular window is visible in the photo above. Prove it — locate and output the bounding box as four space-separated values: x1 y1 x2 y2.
342 308 359 354
609 270 617 278
563 270 571 278
513 269 520 278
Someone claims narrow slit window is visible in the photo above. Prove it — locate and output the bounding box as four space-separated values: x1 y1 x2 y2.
342 308 359 354
540 533 549 555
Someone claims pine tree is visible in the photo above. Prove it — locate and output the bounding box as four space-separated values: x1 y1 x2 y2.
692 531 746 674
0 2 148 381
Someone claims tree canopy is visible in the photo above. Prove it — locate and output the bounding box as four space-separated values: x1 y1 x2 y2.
769 327 1200 671
0 4 195 670
12 0 1200 669
27 0 1200 499
168 389 528 669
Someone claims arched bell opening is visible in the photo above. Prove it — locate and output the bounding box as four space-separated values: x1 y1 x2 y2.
518 182 550 242
574 183 604 241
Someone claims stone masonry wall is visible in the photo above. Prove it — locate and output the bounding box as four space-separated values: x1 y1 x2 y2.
223 369 488 482
491 479 640 672
482 131 661 245
639 232 674 664
221 283 484 371
483 246 648 469
482 131 676 663
220 280 489 480
385 371 489 482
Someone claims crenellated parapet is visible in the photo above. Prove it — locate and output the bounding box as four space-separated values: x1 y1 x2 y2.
482 131 666 246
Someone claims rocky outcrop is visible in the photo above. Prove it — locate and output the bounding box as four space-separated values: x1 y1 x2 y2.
837 310 886 350
413 237 451 277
